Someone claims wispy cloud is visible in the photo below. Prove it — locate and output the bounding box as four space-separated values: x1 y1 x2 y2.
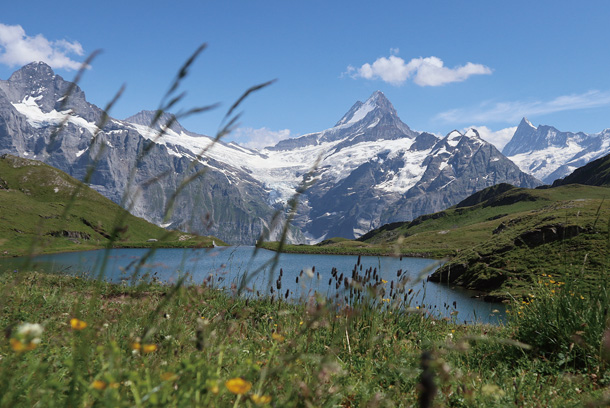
0 24 85 70
346 54 491 86
437 90 610 124
231 127 294 149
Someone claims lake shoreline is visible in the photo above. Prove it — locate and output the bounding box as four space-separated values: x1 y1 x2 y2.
0 246 506 324
0 240 226 259
258 241 452 259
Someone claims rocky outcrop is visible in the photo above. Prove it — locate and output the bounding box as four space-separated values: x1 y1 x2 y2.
46 230 91 240
514 224 584 248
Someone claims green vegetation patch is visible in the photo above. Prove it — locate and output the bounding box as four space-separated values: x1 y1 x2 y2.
0 154 223 257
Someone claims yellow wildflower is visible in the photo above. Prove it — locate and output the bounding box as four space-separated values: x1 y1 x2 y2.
142 344 157 353
91 380 107 390
70 318 87 330
131 342 141 351
271 332 285 342
10 338 37 352
381 279 388 284
251 393 272 405
225 378 252 395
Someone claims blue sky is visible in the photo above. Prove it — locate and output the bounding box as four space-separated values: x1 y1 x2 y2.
2 0 610 149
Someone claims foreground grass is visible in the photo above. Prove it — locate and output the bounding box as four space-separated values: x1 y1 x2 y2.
1 270 608 407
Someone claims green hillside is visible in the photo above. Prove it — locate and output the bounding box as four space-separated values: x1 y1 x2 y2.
0 154 224 257
355 183 610 299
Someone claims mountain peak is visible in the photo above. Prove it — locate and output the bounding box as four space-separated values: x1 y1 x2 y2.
503 118 540 156
518 117 536 130
367 90 387 102
9 61 55 83
335 90 398 127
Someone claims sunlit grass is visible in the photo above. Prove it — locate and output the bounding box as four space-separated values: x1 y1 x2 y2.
0 269 608 407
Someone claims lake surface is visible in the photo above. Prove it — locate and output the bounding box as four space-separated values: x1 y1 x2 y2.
1 247 505 324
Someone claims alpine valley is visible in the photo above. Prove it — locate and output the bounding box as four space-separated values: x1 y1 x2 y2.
2 62 609 245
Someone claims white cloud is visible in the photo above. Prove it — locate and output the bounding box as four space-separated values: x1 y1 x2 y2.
347 55 491 86
231 127 294 149
437 90 610 124
463 125 517 150
0 24 84 70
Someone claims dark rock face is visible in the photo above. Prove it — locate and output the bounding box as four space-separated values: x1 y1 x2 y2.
46 230 91 240
514 224 583 248
552 152 610 187
382 131 541 225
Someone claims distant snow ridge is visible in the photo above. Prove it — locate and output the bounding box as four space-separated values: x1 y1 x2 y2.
503 118 610 183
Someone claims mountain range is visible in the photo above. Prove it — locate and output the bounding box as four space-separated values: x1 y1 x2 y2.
1 62 607 244
504 117 610 183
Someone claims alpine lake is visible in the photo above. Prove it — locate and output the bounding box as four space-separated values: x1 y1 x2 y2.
0 247 505 324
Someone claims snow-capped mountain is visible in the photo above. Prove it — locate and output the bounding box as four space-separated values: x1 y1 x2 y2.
0 62 542 244
255 95 541 241
503 118 610 184
0 62 293 245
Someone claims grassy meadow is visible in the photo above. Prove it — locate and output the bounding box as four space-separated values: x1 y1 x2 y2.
0 265 609 407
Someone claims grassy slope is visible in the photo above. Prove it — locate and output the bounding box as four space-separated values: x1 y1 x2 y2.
0 154 224 257
369 184 610 298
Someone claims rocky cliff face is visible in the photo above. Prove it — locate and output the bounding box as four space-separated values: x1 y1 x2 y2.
380 129 541 225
